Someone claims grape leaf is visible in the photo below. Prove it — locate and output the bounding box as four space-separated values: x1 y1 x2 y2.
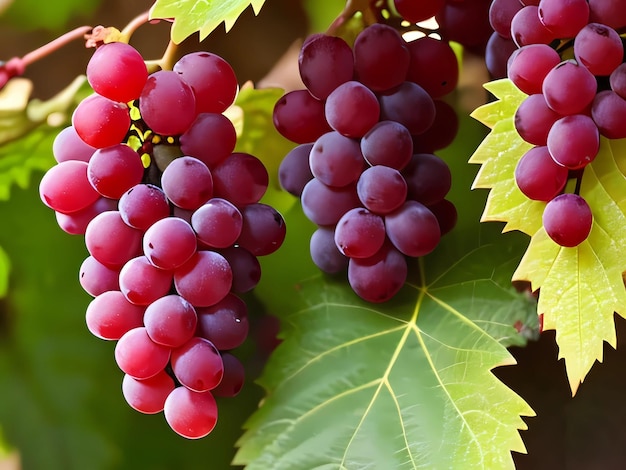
469 78 626 393
234 221 536 468
150 0 266 44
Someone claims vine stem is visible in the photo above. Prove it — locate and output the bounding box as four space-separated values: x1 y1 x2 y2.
20 25 93 67
120 10 152 40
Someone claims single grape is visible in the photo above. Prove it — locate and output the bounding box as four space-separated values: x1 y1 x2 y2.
179 113 237 169
115 327 171 380
171 337 224 392
411 100 459 152
591 90 626 139
161 156 213 210
309 226 348 274
489 0 523 39
85 211 142 269
385 201 441 257
196 293 249 351
301 179 360 226
588 0 626 30
334 208 386 259
211 353 245 398
211 152 268 206
144 294 198 348
542 193 593 247
309 131 365 187
610 63 626 99
514 93 561 146
353 23 410 92
325 81 380 138
139 70 196 136
163 386 218 439
143 217 197 270
87 144 144 199
510 5 554 47
39 160 100 214
427 199 457 236
377 82 435 136
405 36 459 98
436 0 492 51
173 51 238 114
86 42 148 103
191 198 243 248
85 290 145 340
174 250 232 307
53 125 95 163
278 143 314 197
537 0 589 38
514 146 568 201
348 242 408 303
547 114 599 169
542 60 597 116
236 203 286 256
72 94 131 148
357 165 408 215
273 89 331 144
402 153 452 206
118 184 170 231
360 121 413 170
218 246 261 293
119 255 174 306
122 370 175 415
55 196 117 235
485 32 518 80
79 255 120 297
507 44 561 95
298 34 354 100
394 0 444 23
574 23 623 76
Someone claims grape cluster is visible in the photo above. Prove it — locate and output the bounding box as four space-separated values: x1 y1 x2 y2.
488 0 626 247
275 24 459 303
39 42 286 439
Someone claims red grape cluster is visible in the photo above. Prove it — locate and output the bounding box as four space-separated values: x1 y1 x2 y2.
275 24 459 303
488 0 626 247
38 42 286 439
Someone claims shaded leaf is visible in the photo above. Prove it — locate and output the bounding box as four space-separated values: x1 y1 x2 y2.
150 0 266 44
235 235 536 469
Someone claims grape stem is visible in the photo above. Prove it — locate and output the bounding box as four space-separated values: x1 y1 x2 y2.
326 0 378 35
0 25 93 82
120 10 152 40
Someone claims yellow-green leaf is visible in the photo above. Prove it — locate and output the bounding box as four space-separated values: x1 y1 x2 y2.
470 78 626 393
150 0 266 44
513 139 626 393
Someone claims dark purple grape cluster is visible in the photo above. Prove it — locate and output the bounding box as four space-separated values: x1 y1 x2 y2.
275 24 460 303
488 0 626 247
39 42 286 439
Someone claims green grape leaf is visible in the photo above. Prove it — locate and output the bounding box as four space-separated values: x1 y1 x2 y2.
234 232 536 469
150 0 266 44
469 78 626 393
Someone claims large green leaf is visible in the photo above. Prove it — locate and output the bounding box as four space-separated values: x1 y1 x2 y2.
150 0 266 44
234 231 536 469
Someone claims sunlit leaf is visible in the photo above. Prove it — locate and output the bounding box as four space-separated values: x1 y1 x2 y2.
150 0 266 44
513 138 626 392
470 78 626 393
